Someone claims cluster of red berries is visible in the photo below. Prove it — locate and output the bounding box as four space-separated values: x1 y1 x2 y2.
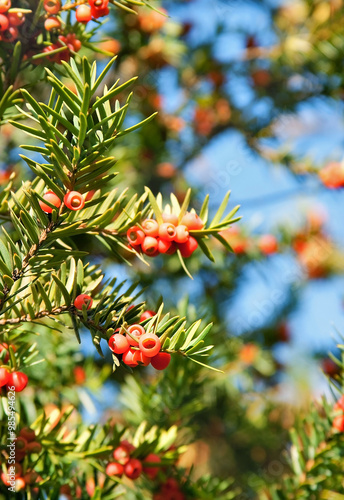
332 395 344 432
0 343 28 392
41 33 81 64
108 321 171 370
127 212 204 258
1 427 41 492
39 190 85 213
106 440 162 481
0 0 26 43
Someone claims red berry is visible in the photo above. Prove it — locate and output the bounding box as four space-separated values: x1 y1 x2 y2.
124 458 142 480
139 333 161 358
7 371 28 392
73 366 86 385
0 0 10 13
7 11 25 25
19 427 36 442
75 4 92 23
142 236 159 256
0 14 9 31
178 236 198 258
126 324 145 346
89 0 109 18
132 349 151 366
151 352 171 370
113 443 131 464
64 191 85 211
0 342 10 363
0 367 10 387
122 348 138 367
157 238 172 254
142 219 159 237
16 436 27 451
127 226 145 246
44 16 61 31
140 310 156 322
106 462 124 477
1 25 17 41
43 0 61 14
39 191 61 213
333 415 344 432
181 212 204 230
174 225 189 243
23 470 39 485
26 441 42 454
166 241 177 255
108 333 130 354
162 213 178 226
258 234 278 255
143 453 161 479
159 222 176 241
74 294 93 310
66 33 81 52
334 395 344 412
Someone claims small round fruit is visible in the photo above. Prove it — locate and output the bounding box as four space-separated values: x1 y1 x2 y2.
113 443 131 464
64 191 85 211
39 191 61 213
140 310 156 322
0 368 10 387
142 236 159 256
108 333 130 354
258 234 278 255
106 462 124 477
8 11 25 25
178 236 198 258
74 294 93 310
143 453 161 479
122 348 138 367
159 222 176 241
132 349 151 366
127 226 145 246
76 4 92 22
174 225 189 243
7 371 28 392
0 342 10 363
181 212 204 230
333 415 344 432
16 436 27 451
126 324 145 346
157 238 172 254
43 0 61 14
0 0 10 13
151 352 171 370
124 458 142 480
162 212 178 226
44 16 61 31
0 14 9 31
139 333 161 358
26 441 42 454
142 219 159 237
19 427 36 442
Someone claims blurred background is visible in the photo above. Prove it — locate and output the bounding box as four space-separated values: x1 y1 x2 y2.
2 0 344 497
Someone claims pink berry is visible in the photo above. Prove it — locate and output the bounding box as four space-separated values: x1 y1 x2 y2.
139 333 161 358
108 334 130 354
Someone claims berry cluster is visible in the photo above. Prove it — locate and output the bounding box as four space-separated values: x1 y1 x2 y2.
106 440 162 481
39 190 85 213
332 395 344 432
75 0 109 23
0 0 25 43
108 323 171 370
1 427 41 492
127 212 204 258
219 226 279 256
0 343 28 392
